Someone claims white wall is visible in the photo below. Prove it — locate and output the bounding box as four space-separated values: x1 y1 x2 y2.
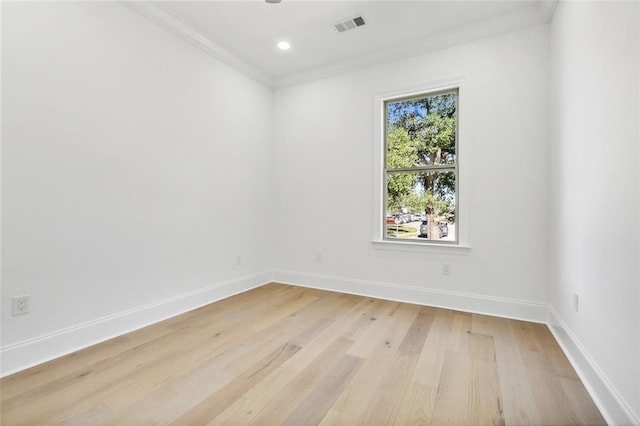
549 1 640 424
272 25 550 318
1 2 273 372
3 5 638 422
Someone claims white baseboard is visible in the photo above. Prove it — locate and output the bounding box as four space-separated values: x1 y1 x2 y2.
548 308 639 426
0 271 271 377
272 269 549 323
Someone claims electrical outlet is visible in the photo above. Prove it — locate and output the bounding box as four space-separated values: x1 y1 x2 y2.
573 292 579 312
235 255 242 266
315 252 323 263
12 296 30 316
441 263 451 275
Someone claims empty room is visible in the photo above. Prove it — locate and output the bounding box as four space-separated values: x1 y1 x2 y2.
1 0 639 425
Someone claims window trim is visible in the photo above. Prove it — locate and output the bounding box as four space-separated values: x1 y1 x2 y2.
383 87 459 245
372 79 469 249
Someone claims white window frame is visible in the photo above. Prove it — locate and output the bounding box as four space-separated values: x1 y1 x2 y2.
371 79 470 251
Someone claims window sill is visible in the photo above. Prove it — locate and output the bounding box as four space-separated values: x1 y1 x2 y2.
371 239 471 254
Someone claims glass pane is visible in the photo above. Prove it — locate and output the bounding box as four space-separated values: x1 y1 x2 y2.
385 170 456 242
385 92 457 169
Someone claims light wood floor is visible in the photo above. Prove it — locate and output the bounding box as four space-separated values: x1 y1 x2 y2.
1 283 605 425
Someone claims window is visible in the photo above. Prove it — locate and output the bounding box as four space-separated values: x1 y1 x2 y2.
383 88 458 244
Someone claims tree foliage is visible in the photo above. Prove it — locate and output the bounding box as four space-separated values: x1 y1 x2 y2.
386 127 417 212
386 92 457 226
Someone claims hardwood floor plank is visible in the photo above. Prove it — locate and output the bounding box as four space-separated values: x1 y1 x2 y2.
281 354 362 426
329 345 399 420
99 356 234 424
469 357 504 425
281 296 383 372
469 329 496 362
359 351 420 425
221 314 309 375
412 308 454 387
447 311 472 354
522 349 581 425
430 351 472 426
325 304 420 418
558 376 607 426
492 317 542 426
318 408 358 426
340 297 391 341
241 338 355 425
223 295 350 376
468 330 503 425
248 293 319 332
59 402 113 425
171 342 300 424
0 284 605 426
207 366 299 425
393 381 437 426
534 323 581 380
3 315 253 424
0 317 184 402
347 301 403 358
511 319 545 353
94 313 263 411
398 309 434 356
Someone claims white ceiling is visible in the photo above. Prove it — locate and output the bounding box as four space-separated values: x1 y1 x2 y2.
126 1 557 88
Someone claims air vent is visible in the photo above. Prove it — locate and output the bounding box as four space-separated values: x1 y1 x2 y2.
333 15 365 33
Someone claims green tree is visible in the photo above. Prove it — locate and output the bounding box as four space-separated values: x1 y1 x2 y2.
386 92 457 238
386 126 417 212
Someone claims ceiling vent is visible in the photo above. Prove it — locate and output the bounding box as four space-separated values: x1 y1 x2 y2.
333 16 365 33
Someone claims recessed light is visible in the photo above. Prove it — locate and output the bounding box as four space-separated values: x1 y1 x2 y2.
266 0 281 3
277 41 290 50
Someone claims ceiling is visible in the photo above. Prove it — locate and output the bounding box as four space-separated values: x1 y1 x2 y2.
125 1 557 88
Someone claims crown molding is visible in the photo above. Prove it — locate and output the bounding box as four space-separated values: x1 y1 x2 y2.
274 1 558 89
120 1 557 91
119 1 274 88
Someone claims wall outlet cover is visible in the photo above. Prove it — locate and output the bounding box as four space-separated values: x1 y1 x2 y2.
12 296 30 316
